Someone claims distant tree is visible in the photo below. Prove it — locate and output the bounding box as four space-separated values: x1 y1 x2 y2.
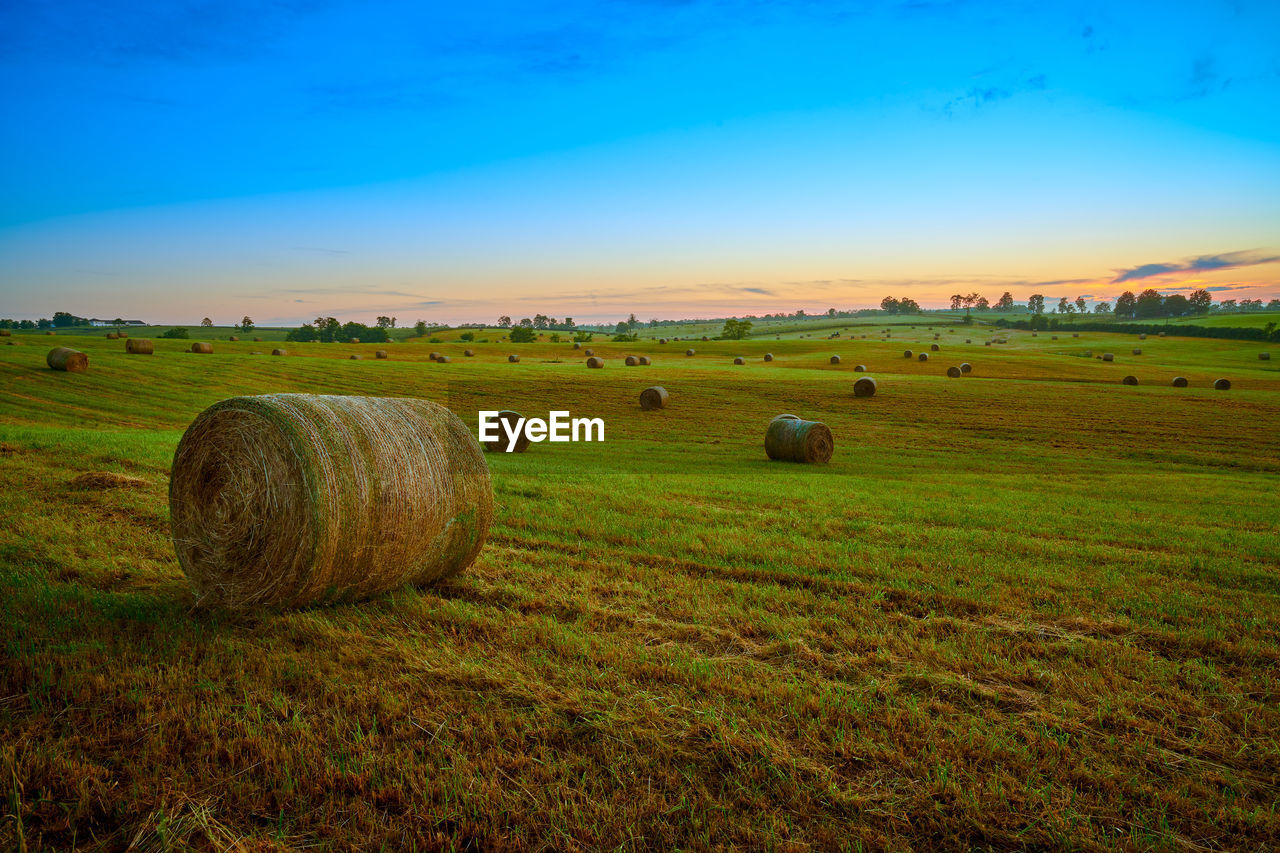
615 321 629 333
1094 301 1112 314
563 317 575 328
1134 288 1164 319
976 296 990 310
1029 313 1049 330
286 323 317 342
509 326 536 342
414 320 428 336
1114 291 1137 319
498 316 512 327
201 317 213 327
1027 294 1045 315
1268 299 1280 311
827 308 837 317
572 330 593 342
533 314 549 329
1058 297 1073 314
950 294 963 311
316 317 341 343
519 318 533 327
880 296 901 314
160 327 189 339
238 316 255 333
995 291 1015 311
1219 299 1237 312
1188 290 1213 314
898 297 920 314
376 316 394 329
627 313 638 330
1075 296 1087 314
52 311 84 328
721 318 753 339
36 318 52 329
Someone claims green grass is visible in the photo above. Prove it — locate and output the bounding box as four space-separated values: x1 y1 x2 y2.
1 330 1278 850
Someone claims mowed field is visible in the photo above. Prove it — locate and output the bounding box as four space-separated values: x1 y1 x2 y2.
1 325 1278 851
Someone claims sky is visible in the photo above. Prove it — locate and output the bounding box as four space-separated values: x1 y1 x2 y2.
1 0 1278 326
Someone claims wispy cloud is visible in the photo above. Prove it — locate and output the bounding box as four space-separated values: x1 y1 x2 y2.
1112 249 1280 283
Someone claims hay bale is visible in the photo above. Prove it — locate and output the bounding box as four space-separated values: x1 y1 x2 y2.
765 417 834 463
930 343 939 351
965 339 971 343
436 355 451 363
625 355 639 366
253 337 261 342
903 350 913 358
1122 375 1138 385
106 332 119 340
586 356 604 368
1073 333 1078 338
45 330 55 335
639 386 668 410
584 348 595 357
349 354 361 360
1139 334 1147 340
375 350 388 359
638 355 651 365
854 364 866 372
1159 332 1166 337
1051 336 1058 340
1171 377 1188 387
190 342 213 354
508 354 520 363
685 349 695 356
960 362 972 373
573 342 581 349
71 471 148 489
464 349 475 357
0 330 9 337
1214 378 1231 390
1260 352 1270 360
763 353 773 362
947 366 961 378
934 334 940 340
348 337 360 344
1102 353 1114 362
272 348 287 356
482 410 531 453
229 336 239 342
169 394 492 610
47 346 88 372
853 377 876 397
984 341 991 346
1132 348 1142 355
829 355 841 364
702 336 709 341
918 353 929 362
733 357 745 365
125 338 154 355
119 332 128 338
658 338 667 344
1032 333 1038 337
429 351 441 361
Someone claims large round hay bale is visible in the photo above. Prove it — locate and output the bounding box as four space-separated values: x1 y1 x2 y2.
106 332 119 340
765 417 834 463
253 337 261 342
1171 377 1188 387
47 346 88 372
639 386 668 410
1132 348 1142 355
685 349 695 356
272 348 287 356
638 355 651 365
584 348 595 357
125 338 154 355
507 354 520 363
903 350 913 358
436 355 451 363
1139 334 1147 340
1073 333 1079 338
854 364 866 372
829 355 840 364
1032 333 1038 338
348 337 360 344
169 394 492 610
701 336 709 341
960 362 972 374
375 350 388 359
964 339 971 344
918 353 929 362
733 356 745 365
1259 352 1270 360
483 410 531 453
947 366 961 378
1122 375 1138 385
1102 353 1114 362
229 336 239 342
763 353 773 362
0 330 10 337
1051 336 1058 340
984 341 991 346
658 338 667 344
931 343 940 351
853 377 876 397
573 342 581 349
349 354 361 360
1214 378 1231 390
191 342 213 354
586 356 604 368
429 351 441 361
625 355 639 366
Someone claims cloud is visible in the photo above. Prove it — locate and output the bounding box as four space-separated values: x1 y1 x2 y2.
740 287 773 295
1112 249 1280 283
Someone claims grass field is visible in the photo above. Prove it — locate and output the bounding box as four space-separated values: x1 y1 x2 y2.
2 328 1278 851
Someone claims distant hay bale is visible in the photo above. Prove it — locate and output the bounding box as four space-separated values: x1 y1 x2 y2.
853 376 876 397
960 363 971 373
229 336 239 342
47 346 88 372
169 394 492 610
1102 353 1114 362
272 348 287 356
429 351 441 361
1073 333 1079 338
1032 333 1038 337
1171 376 1188 387
829 355 840 364
125 338 154 355
71 471 148 489
1213 378 1231 390
0 330 9 336
483 410 531 453
375 350 388 359
464 349 475 357
190 342 213 354
702 336 709 341
436 355 451 363
854 364 866 371
903 350 913 358
930 343 939 351
763 353 773 361
573 342 581 349
349 354 361 360
348 337 360 344
1051 336 1058 340
934 334 940 340
984 341 991 346
1260 352 1271 360
733 356 745 365
253 337 261 342
947 366 961 377
46 330 55 335
106 332 119 340
965 339 971 343
639 386 668 410
1158 332 1166 337
658 338 667 344
586 356 604 368
685 348 695 356
625 355 639 366
508 354 520 363
1139 334 1147 340
638 355 651 365
918 353 929 361
584 348 595 357
1122 375 1138 385
765 416 834 463
1132 348 1142 355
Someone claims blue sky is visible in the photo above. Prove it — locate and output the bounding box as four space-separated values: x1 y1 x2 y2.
1 0 1278 324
